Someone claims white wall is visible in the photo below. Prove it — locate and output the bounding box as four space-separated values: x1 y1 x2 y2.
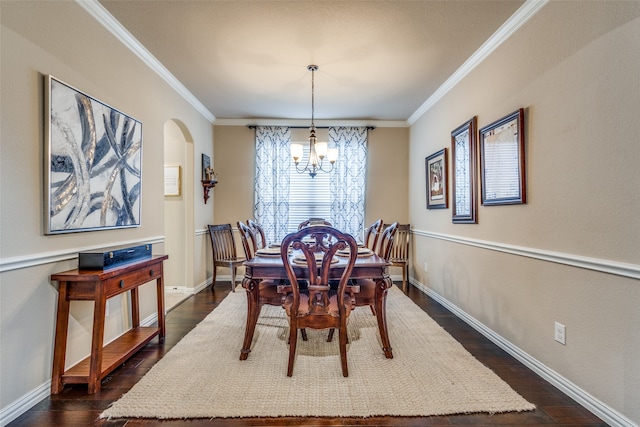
0 2 214 423
409 2 639 424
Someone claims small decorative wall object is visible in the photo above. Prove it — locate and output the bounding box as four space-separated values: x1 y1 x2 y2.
451 117 478 224
480 108 526 205
164 165 181 196
45 75 142 234
425 148 448 209
201 153 211 180
201 153 217 204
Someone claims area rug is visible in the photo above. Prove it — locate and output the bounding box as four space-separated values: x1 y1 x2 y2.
100 286 534 419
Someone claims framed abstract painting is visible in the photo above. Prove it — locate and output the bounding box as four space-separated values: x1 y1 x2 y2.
44 75 143 234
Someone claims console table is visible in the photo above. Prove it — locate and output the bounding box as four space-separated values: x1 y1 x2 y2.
50 255 168 394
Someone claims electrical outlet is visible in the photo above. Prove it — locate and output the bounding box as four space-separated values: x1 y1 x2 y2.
105 301 110 317
554 322 565 345
423 262 428 272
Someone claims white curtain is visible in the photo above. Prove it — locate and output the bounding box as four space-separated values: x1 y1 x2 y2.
254 126 291 243
328 127 367 239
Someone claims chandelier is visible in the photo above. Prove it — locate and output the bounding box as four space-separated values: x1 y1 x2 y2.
291 65 338 178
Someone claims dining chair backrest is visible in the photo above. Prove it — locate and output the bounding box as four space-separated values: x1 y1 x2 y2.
237 221 258 259
383 223 410 291
377 222 398 260
207 223 245 292
363 219 383 251
297 218 332 230
279 225 358 377
208 224 238 261
247 219 267 249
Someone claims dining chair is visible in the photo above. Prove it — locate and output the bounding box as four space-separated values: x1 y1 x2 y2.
207 224 245 292
353 222 398 312
237 221 282 307
247 219 267 249
325 221 397 346
297 218 332 230
279 225 358 377
385 223 411 292
363 218 383 250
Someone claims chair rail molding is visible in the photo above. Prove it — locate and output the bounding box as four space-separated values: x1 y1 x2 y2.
413 229 640 281
0 236 165 273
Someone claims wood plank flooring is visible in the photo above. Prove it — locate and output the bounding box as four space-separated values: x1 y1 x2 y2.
9 283 607 426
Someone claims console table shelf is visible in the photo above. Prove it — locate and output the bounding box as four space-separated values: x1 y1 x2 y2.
50 255 168 394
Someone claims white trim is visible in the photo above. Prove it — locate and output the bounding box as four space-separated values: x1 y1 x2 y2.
195 277 213 294
0 381 51 427
411 279 638 427
164 285 191 294
75 0 215 123
213 118 410 128
414 229 640 280
0 236 165 273
408 0 550 125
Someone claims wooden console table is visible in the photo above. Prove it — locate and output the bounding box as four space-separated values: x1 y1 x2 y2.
50 255 168 394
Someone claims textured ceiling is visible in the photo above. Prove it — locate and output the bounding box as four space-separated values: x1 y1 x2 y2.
99 0 525 123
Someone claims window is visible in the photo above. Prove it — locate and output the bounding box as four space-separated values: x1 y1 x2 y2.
288 144 331 233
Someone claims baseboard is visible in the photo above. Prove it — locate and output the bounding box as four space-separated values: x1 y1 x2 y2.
164 285 190 294
410 278 637 427
0 381 50 427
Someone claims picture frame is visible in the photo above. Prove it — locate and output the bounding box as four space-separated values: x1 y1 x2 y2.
201 153 211 180
451 116 478 224
164 165 181 196
44 75 143 234
425 148 448 209
480 108 526 205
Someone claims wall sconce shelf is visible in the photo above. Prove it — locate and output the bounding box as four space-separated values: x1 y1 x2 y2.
201 180 217 204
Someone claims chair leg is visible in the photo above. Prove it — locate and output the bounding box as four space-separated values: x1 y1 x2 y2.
301 329 308 341
211 266 217 291
402 263 407 293
339 324 349 377
327 328 334 342
287 325 298 377
369 305 376 316
230 266 236 292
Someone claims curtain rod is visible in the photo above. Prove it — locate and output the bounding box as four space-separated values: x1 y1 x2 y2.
247 125 375 130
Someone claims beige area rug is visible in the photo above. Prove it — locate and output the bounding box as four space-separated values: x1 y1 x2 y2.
101 286 534 420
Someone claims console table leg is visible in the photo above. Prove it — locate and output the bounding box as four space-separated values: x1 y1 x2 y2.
51 281 70 394
88 292 107 394
156 275 166 339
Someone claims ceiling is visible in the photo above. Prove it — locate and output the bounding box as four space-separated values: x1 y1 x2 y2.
98 0 525 124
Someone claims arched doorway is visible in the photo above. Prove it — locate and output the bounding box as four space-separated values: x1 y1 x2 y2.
163 120 194 309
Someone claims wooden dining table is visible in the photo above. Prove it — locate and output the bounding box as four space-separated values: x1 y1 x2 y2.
239 250 394 360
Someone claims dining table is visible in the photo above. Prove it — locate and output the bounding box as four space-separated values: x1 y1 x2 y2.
239 247 394 360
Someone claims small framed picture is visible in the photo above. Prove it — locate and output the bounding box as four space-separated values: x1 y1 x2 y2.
164 165 181 196
425 148 448 209
451 116 478 224
480 108 526 205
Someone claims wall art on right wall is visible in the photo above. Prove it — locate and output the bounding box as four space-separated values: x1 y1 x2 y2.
451 116 478 224
479 108 526 206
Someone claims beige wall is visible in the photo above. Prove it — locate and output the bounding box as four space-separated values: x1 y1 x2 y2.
212 125 409 279
213 125 409 228
409 2 639 423
0 1 214 416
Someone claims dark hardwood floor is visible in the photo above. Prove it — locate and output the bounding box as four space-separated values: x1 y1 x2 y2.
10 283 607 427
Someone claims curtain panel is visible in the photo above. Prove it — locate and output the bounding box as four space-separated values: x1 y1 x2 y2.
254 126 291 243
328 127 368 240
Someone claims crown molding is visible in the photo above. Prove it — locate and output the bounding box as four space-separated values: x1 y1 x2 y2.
213 118 409 128
75 0 216 123
407 0 550 125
